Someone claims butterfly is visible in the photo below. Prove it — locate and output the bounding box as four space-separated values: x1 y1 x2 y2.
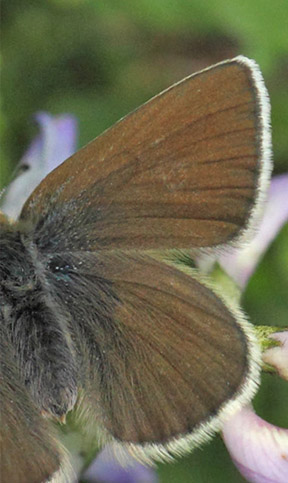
0 56 272 482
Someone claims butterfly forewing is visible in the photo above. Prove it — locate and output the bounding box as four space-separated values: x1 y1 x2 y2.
21 57 270 252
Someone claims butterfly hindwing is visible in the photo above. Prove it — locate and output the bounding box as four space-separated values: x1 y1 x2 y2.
44 251 259 460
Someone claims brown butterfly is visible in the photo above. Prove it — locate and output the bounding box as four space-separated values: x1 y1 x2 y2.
0 56 272 482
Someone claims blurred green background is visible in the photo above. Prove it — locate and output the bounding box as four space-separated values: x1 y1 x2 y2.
1 1 287 482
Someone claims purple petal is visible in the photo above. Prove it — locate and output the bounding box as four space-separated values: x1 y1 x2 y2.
1 112 77 220
33 112 78 173
219 174 288 288
263 331 288 381
222 406 288 482
83 446 158 483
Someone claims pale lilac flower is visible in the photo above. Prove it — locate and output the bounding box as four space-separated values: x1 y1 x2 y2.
263 331 288 381
1 112 77 220
219 174 288 482
219 174 288 289
222 406 288 483
83 446 157 483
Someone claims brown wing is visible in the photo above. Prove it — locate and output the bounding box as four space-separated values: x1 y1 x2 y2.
20 57 271 251
0 325 62 483
79 253 260 460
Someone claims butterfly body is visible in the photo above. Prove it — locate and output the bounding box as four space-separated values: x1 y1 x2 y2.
0 56 272 481
0 222 79 418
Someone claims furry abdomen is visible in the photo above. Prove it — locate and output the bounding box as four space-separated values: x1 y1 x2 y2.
0 223 78 418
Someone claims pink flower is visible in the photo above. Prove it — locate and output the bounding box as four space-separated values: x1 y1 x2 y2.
222 407 288 483
219 175 288 482
219 174 288 290
263 331 288 382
